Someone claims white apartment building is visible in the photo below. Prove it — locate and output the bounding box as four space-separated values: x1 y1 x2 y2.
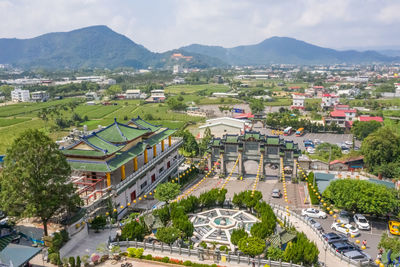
291 93 305 109
31 91 49 102
126 90 146 99
321 94 339 109
11 88 30 102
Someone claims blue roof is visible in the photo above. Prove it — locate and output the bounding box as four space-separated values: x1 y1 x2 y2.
0 244 41 266
0 155 4 163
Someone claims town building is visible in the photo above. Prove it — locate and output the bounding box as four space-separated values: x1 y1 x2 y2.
11 88 30 102
212 92 239 98
324 105 357 129
172 77 185 84
198 117 251 138
321 94 339 109
31 91 49 102
146 90 165 103
125 89 146 99
61 117 183 217
358 115 383 122
85 91 99 101
291 93 305 110
173 65 182 74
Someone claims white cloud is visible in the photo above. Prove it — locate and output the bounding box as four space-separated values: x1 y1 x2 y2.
0 0 399 52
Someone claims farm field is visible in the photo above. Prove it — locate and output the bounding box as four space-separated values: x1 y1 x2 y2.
0 97 204 154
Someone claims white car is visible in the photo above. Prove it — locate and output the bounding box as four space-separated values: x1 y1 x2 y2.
345 141 353 146
353 214 371 230
301 208 327 219
307 147 316 154
331 222 360 237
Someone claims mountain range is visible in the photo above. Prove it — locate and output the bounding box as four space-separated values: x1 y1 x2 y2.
0 25 398 69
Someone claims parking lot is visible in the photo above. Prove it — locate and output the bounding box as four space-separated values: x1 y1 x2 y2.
301 210 385 260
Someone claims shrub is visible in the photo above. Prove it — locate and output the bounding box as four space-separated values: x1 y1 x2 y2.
183 260 192 266
60 229 69 243
90 215 107 232
134 248 144 259
230 228 248 246
69 256 75 267
145 254 153 260
76 256 81 267
48 253 60 265
161 256 170 263
120 220 146 241
219 245 229 252
127 247 136 257
200 241 208 249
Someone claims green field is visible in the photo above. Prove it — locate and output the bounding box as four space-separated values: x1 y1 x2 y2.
0 97 205 154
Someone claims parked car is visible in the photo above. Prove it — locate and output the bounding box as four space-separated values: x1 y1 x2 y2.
305 216 322 231
343 250 371 261
331 241 359 253
323 232 348 244
345 141 353 146
306 147 316 154
301 208 327 219
353 214 371 230
271 189 282 198
331 223 360 237
314 139 321 145
0 217 9 225
338 210 351 224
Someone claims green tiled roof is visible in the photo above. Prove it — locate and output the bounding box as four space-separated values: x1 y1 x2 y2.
146 129 176 147
0 234 14 252
86 135 122 153
68 160 111 172
285 142 294 149
267 230 297 248
130 116 161 132
63 134 123 157
212 139 221 146
62 149 108 157
97 121 150 143
226 136 238 143
266 137 280 145
244 133 261 140
108 142 147 171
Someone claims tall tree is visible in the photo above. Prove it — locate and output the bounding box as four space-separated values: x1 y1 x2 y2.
155 227 181 245
238 236 266 259
106 85 122 96
154 182 181 204
351 120 382 140
361 127 400 174
0 129 81 235
249 99 264 114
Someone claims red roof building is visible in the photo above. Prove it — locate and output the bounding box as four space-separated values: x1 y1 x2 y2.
358 116 383 122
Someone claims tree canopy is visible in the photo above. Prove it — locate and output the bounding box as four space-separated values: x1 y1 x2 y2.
230 228 248 246
0 129 81 235
176 130 199 157
238 236 266 257
249 99 264 114
120 220 147 241
361 127 400 177
315 143 342 162
106 84 122 96
351 120 382 140
154 182 181 204
155 227 181 245
283 232 319 265
323 179 399 216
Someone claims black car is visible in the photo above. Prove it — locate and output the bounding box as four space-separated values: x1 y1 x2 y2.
331 241 359 253
323 232 348 244
0 210 5 220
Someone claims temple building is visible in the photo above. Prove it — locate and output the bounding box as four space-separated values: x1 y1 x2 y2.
61 117 184 216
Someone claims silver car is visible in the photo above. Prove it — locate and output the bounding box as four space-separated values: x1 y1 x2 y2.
343 250 371 261
271 189 282 198
305 216 323 231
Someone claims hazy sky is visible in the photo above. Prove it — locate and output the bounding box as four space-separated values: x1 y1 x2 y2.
0 0 399 52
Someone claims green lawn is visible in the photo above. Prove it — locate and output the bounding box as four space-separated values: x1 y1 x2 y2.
165 83 230 94
265 98 292 106
0 118 31 127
